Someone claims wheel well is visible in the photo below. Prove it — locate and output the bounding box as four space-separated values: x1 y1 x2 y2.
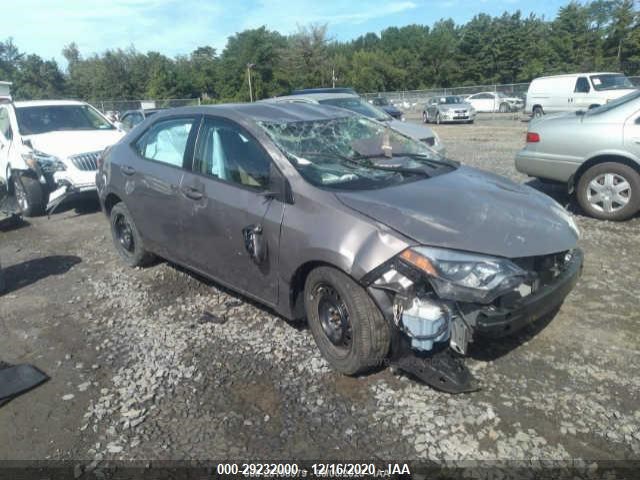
289 261 348 320
104 193 122 215
572 155 640 189
532 105 543 112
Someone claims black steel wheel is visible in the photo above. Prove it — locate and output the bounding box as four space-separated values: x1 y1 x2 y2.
304 266 390 375
109 202 155 267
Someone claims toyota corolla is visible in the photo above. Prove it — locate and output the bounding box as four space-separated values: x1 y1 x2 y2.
97 103 582 393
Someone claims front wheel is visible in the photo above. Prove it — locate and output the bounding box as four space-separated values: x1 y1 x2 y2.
12 174 45 217
576 163 640 221
304 266 390 375
435 112 441 125
532 106 543 118
499 102 509 113
422 112 428 123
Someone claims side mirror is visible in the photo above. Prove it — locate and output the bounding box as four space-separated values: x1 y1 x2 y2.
267 167 294 204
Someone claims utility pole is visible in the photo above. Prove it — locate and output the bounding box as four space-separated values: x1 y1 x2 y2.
332 68 336 88
247 63 255 102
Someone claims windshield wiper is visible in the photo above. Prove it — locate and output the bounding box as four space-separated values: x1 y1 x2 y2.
293 151 433 177
353 152 459 169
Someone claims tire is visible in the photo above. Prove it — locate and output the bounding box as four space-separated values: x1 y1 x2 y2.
576 162 640 221
109 202 155 267
532 106 543 118
435 112 441 125
467 119 474 124
12 174 45 217
304 266 390 375
422 112 428 123
499 102 509 113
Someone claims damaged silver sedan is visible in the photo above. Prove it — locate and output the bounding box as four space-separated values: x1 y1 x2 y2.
97 103 582 393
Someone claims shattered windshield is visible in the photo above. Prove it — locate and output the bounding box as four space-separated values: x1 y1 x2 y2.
318 97 391 122
259 115 453 190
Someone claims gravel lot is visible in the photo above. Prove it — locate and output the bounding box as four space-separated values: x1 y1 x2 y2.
1 117 638 476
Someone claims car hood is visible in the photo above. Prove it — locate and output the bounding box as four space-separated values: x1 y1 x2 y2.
438 103 472 109
335 165 579 258
23 130 125 159
386 119 434 141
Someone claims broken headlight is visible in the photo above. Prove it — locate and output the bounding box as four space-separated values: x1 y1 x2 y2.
22 150 66 173
399 246 528 304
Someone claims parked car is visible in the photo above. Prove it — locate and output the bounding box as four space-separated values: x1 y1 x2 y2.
98 103 582 393
516 89 640 221
0 100 124 216
466 92 523 113
423 96 476 124
117 108 165 132
267 93 444 154
525 72 637 118
369 96 404 120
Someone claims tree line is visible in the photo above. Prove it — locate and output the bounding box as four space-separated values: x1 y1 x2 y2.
1 0 638 103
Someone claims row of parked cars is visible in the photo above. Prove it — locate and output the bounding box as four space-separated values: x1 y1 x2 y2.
1 80 638 392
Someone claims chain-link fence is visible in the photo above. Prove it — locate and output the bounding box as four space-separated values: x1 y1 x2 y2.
362 76 640 117
91 98 201 114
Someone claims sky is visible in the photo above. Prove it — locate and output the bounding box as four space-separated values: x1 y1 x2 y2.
3 0 572 65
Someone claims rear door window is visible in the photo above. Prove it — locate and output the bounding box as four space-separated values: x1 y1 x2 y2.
135 117 197 168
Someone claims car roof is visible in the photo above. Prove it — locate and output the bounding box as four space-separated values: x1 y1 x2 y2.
13 99 89 108
270 92 360 103
291 87 356 95
534 72 622 80
152 102 355 123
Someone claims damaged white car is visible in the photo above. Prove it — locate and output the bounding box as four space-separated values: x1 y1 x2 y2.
0 99 124 216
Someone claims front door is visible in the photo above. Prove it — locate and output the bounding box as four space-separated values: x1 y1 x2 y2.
623 108 640 158
180 116 285 305
571 76 591 110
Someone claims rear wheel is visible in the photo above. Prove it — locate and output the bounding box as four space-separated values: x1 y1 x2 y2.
532 106 544 118
304 266 390 375
12 174 45 217
109 202 155 267
499 102 509 113
422 111 428 123
576 162 640 221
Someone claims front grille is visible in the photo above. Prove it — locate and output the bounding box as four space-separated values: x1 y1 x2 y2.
454 110 467 114
70 151 101 171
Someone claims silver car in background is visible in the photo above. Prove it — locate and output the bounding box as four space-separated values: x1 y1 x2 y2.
268 92 445 155
516 90 640 220
423 96 476 124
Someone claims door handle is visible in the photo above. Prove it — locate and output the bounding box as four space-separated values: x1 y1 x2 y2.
121 165 136 176
182 186 203 200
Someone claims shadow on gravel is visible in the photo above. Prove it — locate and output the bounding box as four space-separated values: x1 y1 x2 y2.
524 179 579 212
165 261 309 332
49 194 101 217
0 216 29 232
1 255 82 295
468 307 560 361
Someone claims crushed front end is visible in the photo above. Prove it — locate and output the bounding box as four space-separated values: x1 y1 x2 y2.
364 247 583 393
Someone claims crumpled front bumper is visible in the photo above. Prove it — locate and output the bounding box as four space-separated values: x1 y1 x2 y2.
474 248 583 337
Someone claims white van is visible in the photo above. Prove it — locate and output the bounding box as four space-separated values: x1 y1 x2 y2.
525 72 637 117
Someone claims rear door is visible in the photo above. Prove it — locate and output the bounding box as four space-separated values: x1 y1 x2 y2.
124 115 200 260
179 115 285 305
623 107 640 158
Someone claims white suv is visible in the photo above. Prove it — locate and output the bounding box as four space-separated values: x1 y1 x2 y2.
0 99 124 216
